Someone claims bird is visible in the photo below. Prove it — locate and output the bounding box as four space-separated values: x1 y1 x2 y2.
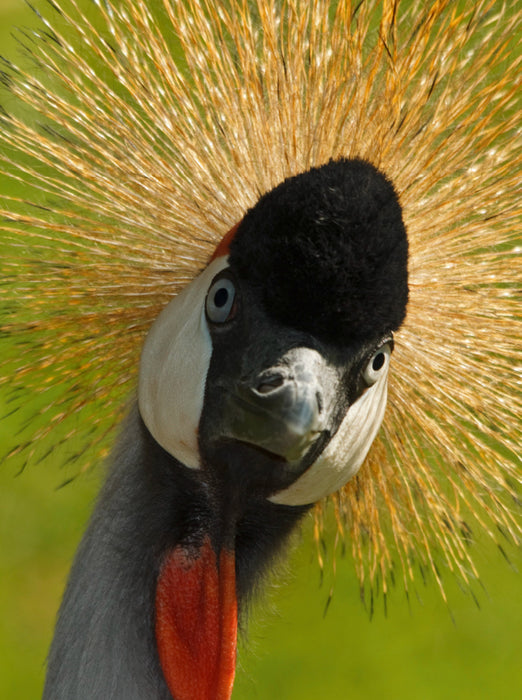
0 0 520 698
42 157 409 699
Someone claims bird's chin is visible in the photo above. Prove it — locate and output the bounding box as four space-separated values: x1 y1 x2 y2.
230 439 289 464
202 430 330 500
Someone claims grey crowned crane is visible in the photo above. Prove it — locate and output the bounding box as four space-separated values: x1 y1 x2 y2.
0 1 520 699
43 159 408 699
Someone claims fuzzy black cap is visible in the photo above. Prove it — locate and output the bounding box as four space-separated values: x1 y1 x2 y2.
229 158 408 346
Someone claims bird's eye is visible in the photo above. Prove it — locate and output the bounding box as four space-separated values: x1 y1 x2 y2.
362 341 392 387
206 275 237 324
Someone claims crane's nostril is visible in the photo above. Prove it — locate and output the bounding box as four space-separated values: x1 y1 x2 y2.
256 374 285 394
316 391 323 414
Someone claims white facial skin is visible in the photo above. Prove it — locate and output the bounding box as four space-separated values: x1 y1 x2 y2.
270 361 389 505
138 257 229 469
139 258 391 505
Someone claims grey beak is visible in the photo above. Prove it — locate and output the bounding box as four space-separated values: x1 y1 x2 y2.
222 347 338 462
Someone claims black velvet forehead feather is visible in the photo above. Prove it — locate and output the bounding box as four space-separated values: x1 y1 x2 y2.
229 158 408 346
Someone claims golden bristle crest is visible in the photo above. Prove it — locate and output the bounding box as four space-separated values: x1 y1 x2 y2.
0 0 520 598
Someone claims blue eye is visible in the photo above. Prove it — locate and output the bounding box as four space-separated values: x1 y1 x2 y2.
206 276 236 323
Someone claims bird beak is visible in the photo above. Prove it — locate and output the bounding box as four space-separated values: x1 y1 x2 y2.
155 537 237 700
220 347 336 464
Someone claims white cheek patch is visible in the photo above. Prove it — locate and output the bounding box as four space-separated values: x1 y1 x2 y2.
138 257 229 469
270 368 389 506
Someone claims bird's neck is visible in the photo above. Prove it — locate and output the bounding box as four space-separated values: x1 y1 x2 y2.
43 407 308 700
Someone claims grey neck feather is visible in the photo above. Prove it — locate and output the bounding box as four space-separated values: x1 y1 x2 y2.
43 406 308 699
43 408 176 700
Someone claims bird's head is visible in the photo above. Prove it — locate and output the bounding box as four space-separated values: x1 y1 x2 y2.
139 158 408 506
138 158 408 700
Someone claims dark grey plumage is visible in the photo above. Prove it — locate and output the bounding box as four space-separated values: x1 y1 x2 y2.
44 408 305 699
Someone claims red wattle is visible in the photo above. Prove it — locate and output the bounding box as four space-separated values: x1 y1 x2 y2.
155 537 237 700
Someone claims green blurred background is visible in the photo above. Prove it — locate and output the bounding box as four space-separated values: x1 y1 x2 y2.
0 1 521 698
